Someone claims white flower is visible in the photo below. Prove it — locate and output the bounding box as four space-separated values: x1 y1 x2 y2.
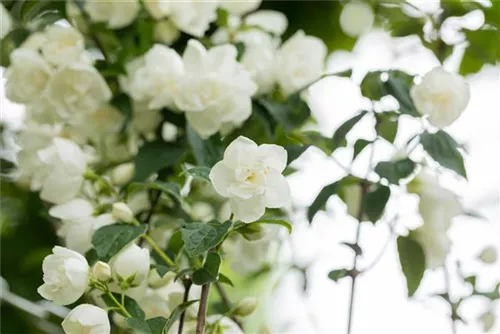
478 246 497 264
37 246 89 305
219 0 262 15
339 2 375 37
120 44 184 110
144 0 171 19
244 10 288 36
209 136 290 222
5 49 52 103
50 198 114 254
409 171 463 269
175 40 257 138
46 63 112 117
71 104 124 143
111 163 135 185
37 138 87 204
169 1 218 37
154 20 180 45
40 26 87 67
110 243 150 286
230 233 274 274
91 262 112 282
0 3 13 39
84 0 139 29
275 30 326 97
112 202 135 223
137 290 170 319
62 304 110 334
410 67 470 128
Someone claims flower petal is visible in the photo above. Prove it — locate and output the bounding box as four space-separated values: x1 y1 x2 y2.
49 198 94 221
223 136 258 169
264 169 290 208
230 195 266 223
209 161 234 197
258 144 287 172
183 39 207 73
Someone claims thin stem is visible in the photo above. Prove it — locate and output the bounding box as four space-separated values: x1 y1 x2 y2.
444 262 458 334
360 216 397 273
178 280 192 334
214 282 244 330
142 234 176 267
196 284 211 334
138 190 161 247
106 291 132 318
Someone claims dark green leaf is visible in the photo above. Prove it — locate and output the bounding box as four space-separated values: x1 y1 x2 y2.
376 112 399 143
341 242 362 256
156 265 175 278
259 93 311 130
464 275 476 288
0 28 31 67
363 184 390 223
92 224 146 261
307 181 342 223
218 273 234 287
182 166 211 181
420 131 467 178
147 317 168 334
353 139 372 161
397 236 426 297
332 111 368 151
163 300 199 333
85 249 98 266
181 220 232 257
166 230 184 257
128 181 181 202
102 294 145 319
192 253 221 285
137 20 154 55
187 126 224 168
374 158 416 184
328 269 349 282
133 141 186 181
126 318 151 334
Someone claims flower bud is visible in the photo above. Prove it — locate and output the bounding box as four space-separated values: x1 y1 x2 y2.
340 2 374 37
112 202 134 223
239 224 266 241
480 311 495 332
161 122 178 142
111 162 135 185
91 261 112 282
233 297 258 317
191 202 215 222
154 20 180 45
479 246 497 264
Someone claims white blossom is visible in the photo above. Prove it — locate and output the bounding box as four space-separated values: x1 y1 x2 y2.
91 262 112 282
0 3 13 39
119 44 184 110
37 138 87 204
161 122 178 142
408 171 463 269
175 40 257 138
154 20 180 45
144 0 171 19
219 0 262 15
40 26 88 67
169 1 218 37
110 243 150 285
62 304 110 334
112 202 135 223
5 49 52 104
38 246 89 305
191 202 215 222
209 136 290 222
84 0 139 29
275 30 326 97
71 104 124 143
111 163 135 185
339 2 375 37
46 63 112 117
410 67 470 128
245 10 288 36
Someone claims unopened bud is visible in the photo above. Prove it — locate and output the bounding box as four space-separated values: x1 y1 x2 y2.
239 224 266 241
154 20 180 45
112 202 135 223
480 311 495 332
234 297 258 317
92 261 112 282
161 122 178 142
479 246 497 264
111 163 135 185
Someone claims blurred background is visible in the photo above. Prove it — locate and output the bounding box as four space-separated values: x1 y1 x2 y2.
1 1 499 333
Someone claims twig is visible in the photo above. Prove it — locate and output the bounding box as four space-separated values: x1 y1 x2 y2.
360 216 398 273
196 284 211 334
214 282 244 330
178 280 192 334
138 190 161 247
444 261 458 334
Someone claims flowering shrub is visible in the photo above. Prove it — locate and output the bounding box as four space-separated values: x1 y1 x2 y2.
0 0 499 333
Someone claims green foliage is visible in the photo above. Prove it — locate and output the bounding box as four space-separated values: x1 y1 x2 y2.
182 166 211 181
352 139 372 161
128 181 182 203
187 127 224 168
218 273 234 287
363 184 390 223
374 158 417 184
332 111 368 152
376 112 399 143
133 141 187 181
258 93 311 131
307 180 342 223
92 223 147 261
0 28 31 67
245 217 292 234
192 253 222 285
181 220 232 257
102 293 146 319
162 300 200 333
126 317 168 334
397 236 426 297
420 130 467 178
110 93 133 132
328 269 350 282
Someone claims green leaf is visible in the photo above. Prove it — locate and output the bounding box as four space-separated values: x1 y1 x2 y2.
464 275 476 288
307 181 342 223
363 184 390 223
259 93 311 130
128 181 181 203
126 319 151 334
102 294 145 319
374 158 417 184
147 317 168 334
332 111 368 151
166 230 184 258
218 273 234 287
0 28 31 67
187 126 224 168
92 224 146 261
111 93 132 132
192 253 221 285
216 7 230 27
182 166 211 181
397 236 426 297
353 139 372 161
85 249 99 266
181 220 232 257
246 217 292 234
156 264 175 278
137 20 154 55
376 112 399 143
328 269 350 282
134 141 186 181
163 300 199 333
420 131 467 178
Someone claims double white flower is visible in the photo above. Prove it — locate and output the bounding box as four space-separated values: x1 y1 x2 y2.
62 304 110 334
210 136 290 223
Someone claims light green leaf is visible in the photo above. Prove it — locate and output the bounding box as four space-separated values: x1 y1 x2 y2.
192 253 221 285
328 269 350 282
376 112 399 143
363 184 390 223
397 236 426 297
133 141 186 181
247 217 292 234
92 224 146 262
218 273 234 287
420 130 467 178
332 111 368 151
181 220 232 257
374 158 417 184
